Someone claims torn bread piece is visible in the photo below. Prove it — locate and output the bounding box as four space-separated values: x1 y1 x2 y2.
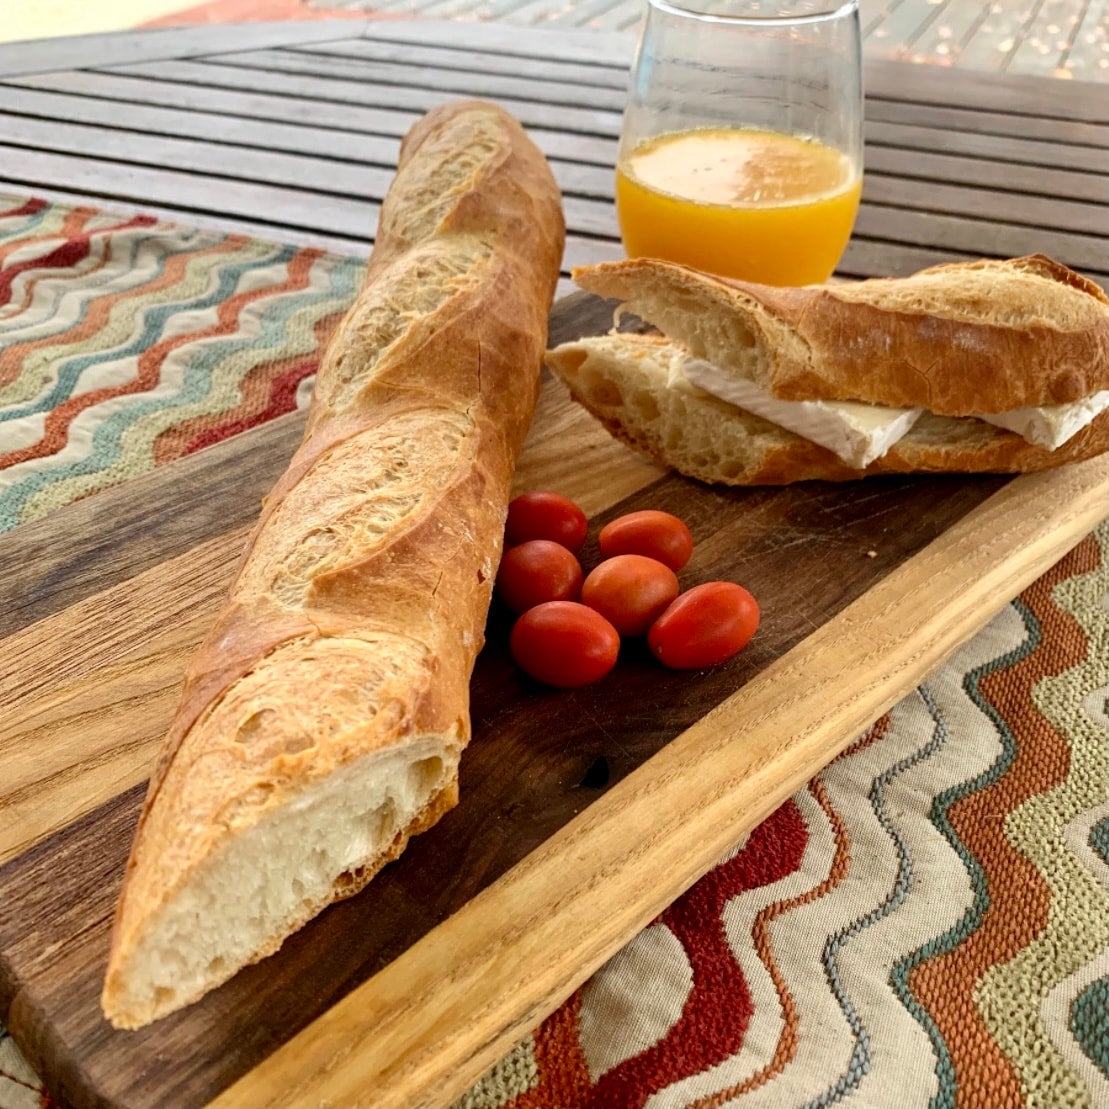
545 256 1108 483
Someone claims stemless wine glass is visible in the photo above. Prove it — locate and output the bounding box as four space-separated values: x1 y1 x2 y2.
616 0 863 286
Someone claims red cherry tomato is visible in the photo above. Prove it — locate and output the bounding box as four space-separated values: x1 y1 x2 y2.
648 582 760 669
496 540 583 614
598 510 694 571
505 491 588 552
581 554 680 637
510 602 620 688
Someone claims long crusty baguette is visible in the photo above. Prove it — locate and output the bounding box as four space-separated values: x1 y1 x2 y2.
545 331 1107 486
101 100 564 1030
571 255 1108 414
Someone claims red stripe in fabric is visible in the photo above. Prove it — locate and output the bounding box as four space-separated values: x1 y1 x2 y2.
0 196 47 219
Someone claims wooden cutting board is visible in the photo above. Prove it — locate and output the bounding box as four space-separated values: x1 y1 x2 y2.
0 293 1105 1109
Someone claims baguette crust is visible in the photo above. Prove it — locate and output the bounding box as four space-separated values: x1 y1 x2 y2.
546 332 1108 486
574 255 1109 414
102 101 564 1029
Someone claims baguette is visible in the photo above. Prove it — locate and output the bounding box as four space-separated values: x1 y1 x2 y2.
101 100 564 1030
545 256 1108 485
545 331 1107 486
571 255 1108 413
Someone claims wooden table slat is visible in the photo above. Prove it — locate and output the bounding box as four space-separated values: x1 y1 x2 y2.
0 142 380 238
834 236 978 279
0 108 623 203
5 109 1104 245
193 49 1109 185
861 166 1109 234
863 57 1109 123
0 20 369 80
0 113 399 198
195 47 629 112
852 201 1108 272
101 58 625 136
0 83 406 162
865 121 1109 185
0 73 621 166
0 182 373 258
11 70 1103 176
273 37 632 91
865 95 1109 148
0 114 606 215
342 16 636 69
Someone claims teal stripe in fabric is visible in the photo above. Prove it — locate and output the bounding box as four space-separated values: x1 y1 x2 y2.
1070 819 1109 1076
1070 979 1109 1077
1090 816 1109 867
0 199 49 246
802 686 954 1109
0 248 361 532
889 599 1041 1109
0 242 290 425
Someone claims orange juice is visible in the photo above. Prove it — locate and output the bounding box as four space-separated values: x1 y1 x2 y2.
615 128 861 285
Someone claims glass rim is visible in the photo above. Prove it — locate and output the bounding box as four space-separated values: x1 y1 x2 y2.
643 0 859 26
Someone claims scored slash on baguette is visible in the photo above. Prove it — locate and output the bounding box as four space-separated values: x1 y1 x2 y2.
100 100 564 1030
545 256 1109 486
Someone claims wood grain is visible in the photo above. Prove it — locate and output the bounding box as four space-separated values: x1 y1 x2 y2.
213 454 1109 1109
0 20 365 79
0 381 653 868
7 35 1105 296
0 533 242 868
1 461 1027 1109
0 413 304 639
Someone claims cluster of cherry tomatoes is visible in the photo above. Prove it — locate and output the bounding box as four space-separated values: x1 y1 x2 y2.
496 491 760 688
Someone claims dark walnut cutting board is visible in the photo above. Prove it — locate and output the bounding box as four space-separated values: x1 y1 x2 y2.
0 293 1105 1109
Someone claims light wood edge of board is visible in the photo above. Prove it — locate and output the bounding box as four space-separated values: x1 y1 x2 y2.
210 453 1108 1109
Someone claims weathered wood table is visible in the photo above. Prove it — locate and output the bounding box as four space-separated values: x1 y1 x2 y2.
0 18 1107 1109
0 17 1105 291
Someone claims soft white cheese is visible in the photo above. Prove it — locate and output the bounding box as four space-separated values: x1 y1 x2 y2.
682 358 924 468
975 390 1109 450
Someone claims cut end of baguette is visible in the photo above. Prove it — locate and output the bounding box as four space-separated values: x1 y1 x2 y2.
545 332 836 485
101 739 458 1030
574 260 794 400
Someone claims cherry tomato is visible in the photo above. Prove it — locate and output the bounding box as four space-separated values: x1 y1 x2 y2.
510 602 620 688
598 510 694 572
581 554 680 637
505 491 588 552
648 582 760 670
496 540 583 614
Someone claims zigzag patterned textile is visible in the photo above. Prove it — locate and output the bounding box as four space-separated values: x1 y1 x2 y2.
1 195 1106 1109
0 193 361 529
463 524 1109 1109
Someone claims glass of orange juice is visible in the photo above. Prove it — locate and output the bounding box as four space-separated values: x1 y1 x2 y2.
616 0 863 286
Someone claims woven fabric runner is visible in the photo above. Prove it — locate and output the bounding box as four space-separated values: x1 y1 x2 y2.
1 194 1106 1109
0 193 362 530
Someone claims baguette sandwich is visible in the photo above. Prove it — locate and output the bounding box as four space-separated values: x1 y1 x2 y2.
101 101 564 1029
545 256 1109 485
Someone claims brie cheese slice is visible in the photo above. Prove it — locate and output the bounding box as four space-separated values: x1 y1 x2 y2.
975 390 1109 450
683 358 924 468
